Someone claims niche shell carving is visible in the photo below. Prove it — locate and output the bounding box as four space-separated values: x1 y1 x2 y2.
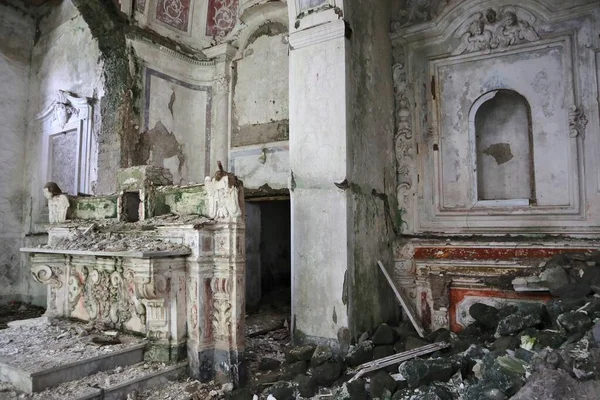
452 6 540 56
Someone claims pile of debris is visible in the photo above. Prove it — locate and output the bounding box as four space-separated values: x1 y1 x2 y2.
43 231 190 253
229 252 600 399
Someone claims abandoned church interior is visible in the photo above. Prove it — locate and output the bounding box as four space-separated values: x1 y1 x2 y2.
1 0 600 398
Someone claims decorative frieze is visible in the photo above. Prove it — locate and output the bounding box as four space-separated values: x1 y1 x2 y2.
451 6 540 56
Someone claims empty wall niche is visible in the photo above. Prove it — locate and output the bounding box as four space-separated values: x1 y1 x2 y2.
123 191 141 222
472 90 535 206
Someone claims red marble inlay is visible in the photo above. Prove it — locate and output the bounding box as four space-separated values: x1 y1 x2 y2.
156 0 191 32
203 278 214 341
205 0 238 38
448 288 552 333
414 246 595 261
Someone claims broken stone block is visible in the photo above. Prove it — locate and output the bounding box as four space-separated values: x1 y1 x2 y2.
398 358 456 388
310 345 333 367
369 371 398 399
345 340 374 367
372 323 395 345
469 303 500 329
312 361 342 387
280 360 308 380
545 298 588 326
496 304 544 336
557 311 593 335
258 358 281 371
294 374 317 398
462 380 508 400
285 344 316 363
263 381 295 400
482 354 526 397
404 336 429 351
511 368 600 400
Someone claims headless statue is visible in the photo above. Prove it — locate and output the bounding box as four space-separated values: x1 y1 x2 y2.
44 182 70 223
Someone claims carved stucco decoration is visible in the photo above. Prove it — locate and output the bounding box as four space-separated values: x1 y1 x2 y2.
569 107 588 139
451 6 540 56
52 90 80 128
214 75 230 93
211 276 233 341
392 0 450 30
205 170 243 220
392 46 416 216
32 264 63 288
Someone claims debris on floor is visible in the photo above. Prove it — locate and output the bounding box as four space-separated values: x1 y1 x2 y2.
0 301 45 330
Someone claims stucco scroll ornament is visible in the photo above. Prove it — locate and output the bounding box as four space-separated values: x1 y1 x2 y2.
54 90 80 128
205 161 243 220
452 7 540 56
569 107 588 139
214 75 230 93
31 265 63 288
392 53 415 212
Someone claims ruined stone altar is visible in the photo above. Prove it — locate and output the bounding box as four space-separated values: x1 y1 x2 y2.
21 165 247 385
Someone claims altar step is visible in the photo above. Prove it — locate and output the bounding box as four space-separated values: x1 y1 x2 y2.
0 360 188 400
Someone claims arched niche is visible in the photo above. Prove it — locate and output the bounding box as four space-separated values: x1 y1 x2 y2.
469 90 535 205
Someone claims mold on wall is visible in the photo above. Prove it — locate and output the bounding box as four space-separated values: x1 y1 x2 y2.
0 2 37 303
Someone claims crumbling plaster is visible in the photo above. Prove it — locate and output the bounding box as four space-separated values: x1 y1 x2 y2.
0 3 38 304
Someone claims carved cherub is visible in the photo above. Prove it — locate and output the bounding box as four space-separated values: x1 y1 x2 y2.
452 16 493 55
498 10 539 48
44 182 70 224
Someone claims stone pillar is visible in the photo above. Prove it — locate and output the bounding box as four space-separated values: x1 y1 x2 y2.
205 44 237 174
288 18 351 344
288 0 398 343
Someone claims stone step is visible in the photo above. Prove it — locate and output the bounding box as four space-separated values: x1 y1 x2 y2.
0 343 146 393
0 361 188 400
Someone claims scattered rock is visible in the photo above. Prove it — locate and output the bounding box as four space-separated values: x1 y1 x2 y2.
259 358 281 371
286 345 316 363
398 357 456 388
372 323 395 345
280 360 308 380
312 361 342 387
496 304 544 336
404 336 429 351
369 371 398 399
294 374 317 398
264 381 295 400
310 345 333 367
469 303 500 329
557 311 593 335
511 368 600 400
345 341 374 367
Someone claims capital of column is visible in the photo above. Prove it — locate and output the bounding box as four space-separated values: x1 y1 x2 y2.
288 19 347 50
204 43 238 63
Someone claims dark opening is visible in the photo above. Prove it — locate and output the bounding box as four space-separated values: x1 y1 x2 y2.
123 192 141 222
245 199 291 333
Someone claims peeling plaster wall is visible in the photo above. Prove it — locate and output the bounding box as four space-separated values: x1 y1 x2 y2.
230 11 290 191
345 0 399 334
23 0 104 231
0 4 36 303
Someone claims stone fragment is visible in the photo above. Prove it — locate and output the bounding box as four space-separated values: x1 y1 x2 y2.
491 336 520 351
462 381 508 400
393 322 419 339
294 374 317 398
557 311 593 335
357 331 370 344
227 388 255 400
281 360 308 380
554 283 592 299
312 361 342 387
469 303 500 329
372 323 395 345
398 358 456 388
545 298 587 327
482 354 526 397
258 357 281 371
264 381 295 400
511 368 600 400
345 340 374 367
285 344 316 363
496 303 545 336
311 344 333 367
373 345 395 361
541 266 571 295
369 371 398 399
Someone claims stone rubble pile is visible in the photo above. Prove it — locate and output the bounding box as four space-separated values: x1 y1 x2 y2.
228 252 600 400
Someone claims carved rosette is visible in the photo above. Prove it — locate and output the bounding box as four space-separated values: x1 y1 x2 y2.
392 45 416 232
451 6 540 56
569 107 588 139
205 175 242 220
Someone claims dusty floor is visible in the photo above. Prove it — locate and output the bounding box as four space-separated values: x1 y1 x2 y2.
0 302 45 330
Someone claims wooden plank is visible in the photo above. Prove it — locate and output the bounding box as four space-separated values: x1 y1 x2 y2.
348 342 449 382
378 260 425 338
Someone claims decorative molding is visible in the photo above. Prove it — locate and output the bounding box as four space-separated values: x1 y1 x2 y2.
213 75 230 93
569 106 588 139
31 264 62 288
451 6 540 56
288 19 346 50
392 46 416 221
204 174 243 220
36 90 89 125
130 35 213 66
